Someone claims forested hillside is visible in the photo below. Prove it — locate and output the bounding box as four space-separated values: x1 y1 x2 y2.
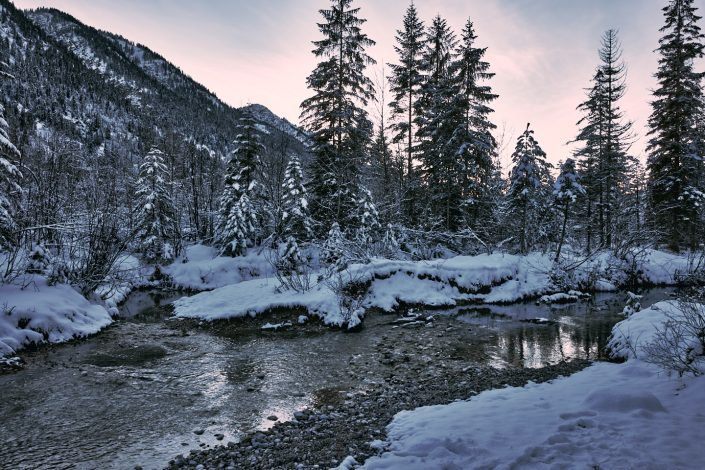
0 0 308 261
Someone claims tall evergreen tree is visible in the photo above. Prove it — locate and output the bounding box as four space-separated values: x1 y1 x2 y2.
0 101 22 250
450 19 499 230
134 147 181 263
647 0 705 250
300 0 376 233
506 124 553 254
217 113 264 256
415 15 458 229
574 30 635 251
388 2 425 223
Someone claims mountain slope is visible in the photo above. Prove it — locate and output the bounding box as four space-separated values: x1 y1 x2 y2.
0 0 309 241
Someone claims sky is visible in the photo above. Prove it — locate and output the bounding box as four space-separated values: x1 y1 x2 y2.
14 0 705 167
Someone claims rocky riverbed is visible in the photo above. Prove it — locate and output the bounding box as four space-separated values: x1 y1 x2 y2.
2 288 669 469
165 310 591 470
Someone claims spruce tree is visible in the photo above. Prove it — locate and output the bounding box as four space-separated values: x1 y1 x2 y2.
553 159 585 261
281 154 314 241
134 147 181 263
321 221 346 266
0 102 22 250
217 113 264 256
388 2 425 223
415 15 458 229
450 19 499 231
574 30 635 251
353 185 381 244
300 0 376 233
647 0 705 250
506 124 553 254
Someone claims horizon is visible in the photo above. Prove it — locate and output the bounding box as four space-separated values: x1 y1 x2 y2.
13 0 705 167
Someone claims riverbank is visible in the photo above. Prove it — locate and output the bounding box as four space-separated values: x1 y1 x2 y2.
0 246 693 362
166 298 705 470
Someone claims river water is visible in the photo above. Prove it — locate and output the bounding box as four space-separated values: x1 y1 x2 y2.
0 288 672 469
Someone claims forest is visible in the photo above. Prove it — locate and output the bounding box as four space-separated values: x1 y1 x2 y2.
0 0 704 469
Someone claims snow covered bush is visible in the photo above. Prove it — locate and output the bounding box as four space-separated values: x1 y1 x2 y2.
272 236 313 293
324 268 368 329
642 298 705 377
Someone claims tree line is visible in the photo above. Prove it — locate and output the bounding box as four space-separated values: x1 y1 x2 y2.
1 0 704 292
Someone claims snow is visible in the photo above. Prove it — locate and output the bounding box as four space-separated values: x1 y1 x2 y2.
361 300 705 469
172 249 694 327
608 300 703 362
163 244 274 290
172 275 355 327
0 276 112 357
95 253 151 315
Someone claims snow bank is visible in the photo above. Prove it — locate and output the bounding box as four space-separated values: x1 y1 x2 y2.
172 250 694 327
163 244 273 290
362 300 705 469
172 254 528 326
172 276 353 326
0 276 112 357
637 249 693 284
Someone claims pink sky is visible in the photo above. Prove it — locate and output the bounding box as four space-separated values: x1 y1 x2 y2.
15 0 705 167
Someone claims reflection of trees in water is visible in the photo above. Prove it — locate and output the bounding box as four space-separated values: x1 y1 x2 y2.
566 314 616 360
494 314 619 367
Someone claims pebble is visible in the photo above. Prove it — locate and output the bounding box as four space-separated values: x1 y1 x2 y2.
162 314 590 470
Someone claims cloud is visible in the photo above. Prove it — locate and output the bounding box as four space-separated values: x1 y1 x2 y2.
14 0 705 164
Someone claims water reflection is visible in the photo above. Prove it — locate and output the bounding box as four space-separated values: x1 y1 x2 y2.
0 287 673 469
453 287 674 368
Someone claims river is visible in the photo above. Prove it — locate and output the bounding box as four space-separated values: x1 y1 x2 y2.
0 288 672 469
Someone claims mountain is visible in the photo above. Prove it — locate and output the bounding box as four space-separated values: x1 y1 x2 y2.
0 0 309 240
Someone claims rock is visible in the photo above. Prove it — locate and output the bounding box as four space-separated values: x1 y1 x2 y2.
194 429 205 435
267 415 278 421
214 433 225 440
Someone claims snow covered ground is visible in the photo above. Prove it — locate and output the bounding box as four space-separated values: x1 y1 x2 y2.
162 244 274 290
359 300 705 469
0 276 112 357
173 249 694 327
0 246 695 356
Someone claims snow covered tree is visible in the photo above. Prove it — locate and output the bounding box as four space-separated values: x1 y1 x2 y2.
277 236 306 276
415 15 458 229
221 193 258 257
553 159 585 261
134 147 181 263
388 2 425 223
217 113 264 256
353 185 381 244
321 221 346 266
647 0 705 251
574 30 635 251
450 19 499 231
281 154 314 241
300 0 376 233
506 124 553 254
0 101 22 250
